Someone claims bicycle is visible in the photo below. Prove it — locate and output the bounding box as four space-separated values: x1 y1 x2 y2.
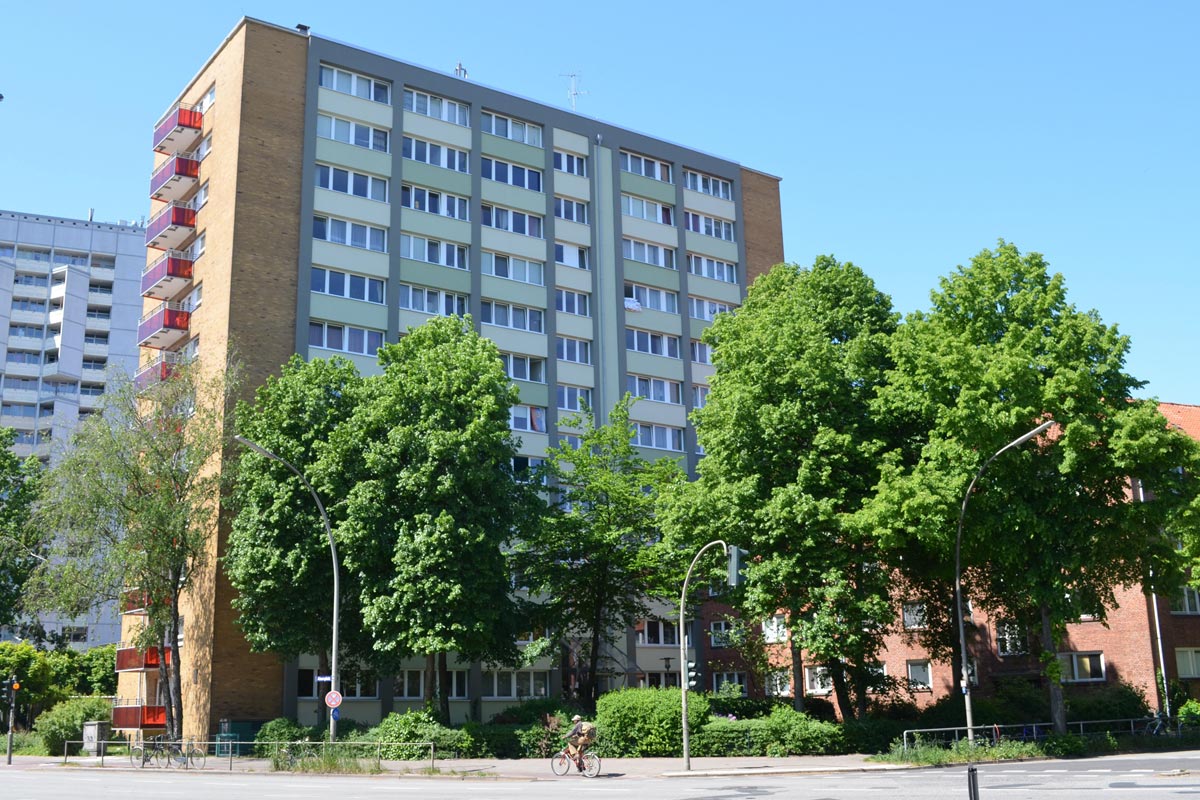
550 745 600 778
1144 711 1187 737
129 735 205 769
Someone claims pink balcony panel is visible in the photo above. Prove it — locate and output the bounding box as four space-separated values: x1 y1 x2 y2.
112 704 167 730
115 646 173 672
150 155 201 202
141 252 193 300
137 303 190 350
134 354 182 389
153 105 203 154
145 203 196 251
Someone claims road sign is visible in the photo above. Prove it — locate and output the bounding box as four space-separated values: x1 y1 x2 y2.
324 690 342 709
316 675 332 682
331 708 340 721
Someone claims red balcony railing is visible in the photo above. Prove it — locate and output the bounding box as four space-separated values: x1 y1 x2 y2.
134 352 186 389
115 645 173 672
145 202 196 251
112 699 167 730
150 154 201 202
141 251 193 300
137 301 190 350
153 104 203 154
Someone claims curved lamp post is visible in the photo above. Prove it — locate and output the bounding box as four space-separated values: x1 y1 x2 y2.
234 435 340 743
956 419 1054 743
679 539 727 771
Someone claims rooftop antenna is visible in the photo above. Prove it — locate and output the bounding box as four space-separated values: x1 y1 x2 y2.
562 72 587 112
454 61 468 79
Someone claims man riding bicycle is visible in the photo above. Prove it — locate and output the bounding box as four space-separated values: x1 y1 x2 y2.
565 714 596 765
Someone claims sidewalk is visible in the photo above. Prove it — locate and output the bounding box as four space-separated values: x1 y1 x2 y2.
5 752 911 779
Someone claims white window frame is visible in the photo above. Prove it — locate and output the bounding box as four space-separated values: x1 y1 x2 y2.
553 150 587 176
692 384 710 409
712 672 746 695
501 353 546 383
320 64 391 104
394 669 424 699
555 289 591 317
1173 586 1200 614
620 151 673 183
627 328 681 358
632 423 683 451
1058 651 1105 683
482 157 543 192
804 666 833 695
311 267 385 305
554 197 588 224
626 374 682 405
638 619 679 646
398 234 467 269
902 602 927 630
308 321 384 356
762 614 787 644
996 620 1029 657
480 111 542 146
313 215 388 252
481 252 543 286
684 211 735 242
555 242 590 270
688 296 733 321
482 204 543 238
510 404 548 432
622 238 676 269
690 339 713 364
556 336 592 365
316 163 389 203
621 194 674 226
317 113 389 152
906 660 933 690
765 669 792 697
481 300 544 333
397 283 468 317
402 136 469 172
625 282 678 314
684 169 733 200
556 384 592 412
687 253 737 284
1177 648 1200 679
402 88 468 125
400 184 469 220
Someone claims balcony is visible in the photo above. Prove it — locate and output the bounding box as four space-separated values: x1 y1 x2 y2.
153 104 203 155
145 202 196 251
141 251 193 300
137 301 190 350
150 154 201 202
112 699 167 731
134 352 184 389
115 644 173 673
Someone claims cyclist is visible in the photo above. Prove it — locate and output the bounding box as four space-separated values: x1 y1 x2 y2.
565 714 596 768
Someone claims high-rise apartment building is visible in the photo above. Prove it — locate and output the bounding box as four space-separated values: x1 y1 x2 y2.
0 209 145 648
122 17 783 738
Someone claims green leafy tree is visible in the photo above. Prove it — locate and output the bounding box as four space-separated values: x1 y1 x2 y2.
316 316 532 723
226 355 367 726
512 396 686 711
25 360 235 740
0 426 43 629
874 242 1200 732
663 258 906 720
77 644 118 696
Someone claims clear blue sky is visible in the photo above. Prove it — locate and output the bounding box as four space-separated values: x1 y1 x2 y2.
2 2 1196 403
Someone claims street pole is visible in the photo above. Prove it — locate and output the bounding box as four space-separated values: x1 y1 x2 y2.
679 540 727 772
955 419 1053 743
234 436 340 743
6 675 15 766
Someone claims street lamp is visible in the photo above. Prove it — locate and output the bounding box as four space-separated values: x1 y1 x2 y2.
233 435 340 743
955 419 1054 743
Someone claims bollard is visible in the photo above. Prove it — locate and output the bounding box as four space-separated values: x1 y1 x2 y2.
967 764 980 799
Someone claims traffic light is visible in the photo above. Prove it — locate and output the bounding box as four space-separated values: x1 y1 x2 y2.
727 546 748 588
686 661 701 691
2 677 18 705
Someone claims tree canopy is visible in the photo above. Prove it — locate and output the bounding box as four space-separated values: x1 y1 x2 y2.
0 426 42 630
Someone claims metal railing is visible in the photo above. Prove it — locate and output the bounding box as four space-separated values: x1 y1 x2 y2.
901 717 1185 751
60 738 436 772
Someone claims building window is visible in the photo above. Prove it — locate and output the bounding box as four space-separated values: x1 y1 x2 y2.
482 157 542 192
762 615 787 644
804 666 832 695
1058 651 1105 683
690 340 713 365
638 619 679 646
621 194 673 226
316 164 388 203
712 672 746 695
620 151 672 183
510 404 548 432
624 283 678 314
626 374 681 404
643 672 680 689
692 384 710 409
296 668 317 698
482 669 550 699
553 197 588 224
622 238 676 270
189 232 206 260
553 150 587 176
902 602 927 630
446 670 469 699
906 660 933 690
398 234 467 269
632 423 683 451
996 620 1029 657
688 296 733 322
197 84 216 113
402 88 467 125
481 205 543 238
1172 587 1200 614
397 283 467 317
313 215 387 252
402 136 468 172
196 134 213 161
307 321 384 356
400 185 468 220
481 300 544 333
765 670 792 697
512 456 546 484
480 112 542 147
500 353 546 383
317 114 389 152
1177 649 1200 679
311 267 385 304
481 252 543 286
394 669 423 699
555 289 590 317
319 64 391 104
555 336 591 365
554 242 590 270
684 169 733 200
684 211 735 242
556 384 592 412
341 668 378 699
194 181 210 210
627 328 681 358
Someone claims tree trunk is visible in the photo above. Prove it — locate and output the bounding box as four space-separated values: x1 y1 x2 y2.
789 639 806 713
437 652 451 725
830 661 855 721
424 654 436 714
1040 603 1067 734
854 671 869 719
157 636 175 741
167 600 183 741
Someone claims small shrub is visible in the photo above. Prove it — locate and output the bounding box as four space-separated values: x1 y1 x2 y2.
253 717 320 757
692 717 774 756
764 705 847 755
801 696 838 723
1065 680 1148 722
707 695 786 720
1041 733 1088 758
595 688 708 757
1177 699 1200 727
370 710 468 759
489 698 577 725
843 717 909 754
33 696 112 756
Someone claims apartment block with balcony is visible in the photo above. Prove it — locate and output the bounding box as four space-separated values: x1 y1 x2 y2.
130 17 783 737
0 209 144 648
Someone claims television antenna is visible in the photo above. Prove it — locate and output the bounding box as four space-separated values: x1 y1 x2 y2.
562 72 588 112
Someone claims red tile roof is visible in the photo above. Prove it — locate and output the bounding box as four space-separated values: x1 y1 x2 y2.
1159 402 1200 442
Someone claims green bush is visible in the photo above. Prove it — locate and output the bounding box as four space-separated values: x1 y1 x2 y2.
595 687 709 757
1177 699 1200 726
489 697 577 725
764 705 847 754
801 696 839 723
692 717 774 756
1064 681 1148 722
1041 732 1088 758
253 717 320 757
370 710 471 759
708 695 786 720
32 696 111 756
843 716 909 754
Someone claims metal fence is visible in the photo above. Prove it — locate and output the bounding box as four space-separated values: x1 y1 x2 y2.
901 717 1178 751
62 739 436 772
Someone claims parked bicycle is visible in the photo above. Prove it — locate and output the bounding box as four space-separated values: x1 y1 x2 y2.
129 735 206 769
550 745 600 777
1144 710 1188 737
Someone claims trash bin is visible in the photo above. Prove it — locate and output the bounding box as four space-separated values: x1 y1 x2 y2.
82 721 111 756
215 733 237 756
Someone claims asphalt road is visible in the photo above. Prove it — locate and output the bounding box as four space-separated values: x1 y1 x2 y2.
6 752 1200 799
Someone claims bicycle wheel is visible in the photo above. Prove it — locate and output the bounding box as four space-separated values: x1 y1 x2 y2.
188 746 206 769
581 752 601 778
153 746 169 768
550 749 571 776
130 746 144 768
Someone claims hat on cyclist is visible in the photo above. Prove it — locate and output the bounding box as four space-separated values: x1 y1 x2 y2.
572 715 582 721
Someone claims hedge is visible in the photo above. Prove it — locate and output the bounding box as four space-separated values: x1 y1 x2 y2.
595 687 709 757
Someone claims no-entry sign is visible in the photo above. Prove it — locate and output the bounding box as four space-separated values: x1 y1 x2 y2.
324 690 343 709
